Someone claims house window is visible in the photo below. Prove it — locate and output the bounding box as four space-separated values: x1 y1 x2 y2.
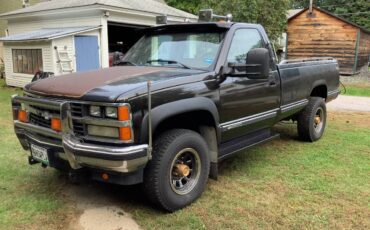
12 49 43 74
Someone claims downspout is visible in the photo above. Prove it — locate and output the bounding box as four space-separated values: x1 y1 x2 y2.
353 30 361 75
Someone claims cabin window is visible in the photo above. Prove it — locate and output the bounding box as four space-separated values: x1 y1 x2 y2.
12 49 43 74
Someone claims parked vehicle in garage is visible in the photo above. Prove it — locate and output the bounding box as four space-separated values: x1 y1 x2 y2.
11 21 340 212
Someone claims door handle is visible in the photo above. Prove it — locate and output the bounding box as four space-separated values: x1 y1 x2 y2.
268 79 277 86
267 73 278 86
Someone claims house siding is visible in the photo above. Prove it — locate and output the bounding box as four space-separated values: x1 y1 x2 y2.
4 41 53 87
357 31 370 72
52 36 75 75
52 29 101 75
0 0 45 60
0 0 44 37
287 8 359 74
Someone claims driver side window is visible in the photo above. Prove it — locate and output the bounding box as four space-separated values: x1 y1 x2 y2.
227 29 264 64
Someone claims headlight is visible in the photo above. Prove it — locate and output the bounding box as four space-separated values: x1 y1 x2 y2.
89 105 101 117
105 107 118 118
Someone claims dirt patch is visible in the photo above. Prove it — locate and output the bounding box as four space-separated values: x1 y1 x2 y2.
328 112 370 129
79 206 140 230
64 184 141 230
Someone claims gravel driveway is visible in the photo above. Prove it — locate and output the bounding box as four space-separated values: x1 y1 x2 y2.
327 95 370 112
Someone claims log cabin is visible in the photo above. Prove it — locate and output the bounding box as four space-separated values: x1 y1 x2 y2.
287 6 370 75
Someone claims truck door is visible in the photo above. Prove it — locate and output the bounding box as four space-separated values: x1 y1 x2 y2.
219 28 281 141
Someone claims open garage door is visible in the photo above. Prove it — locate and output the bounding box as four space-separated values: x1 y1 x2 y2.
108 22 148 66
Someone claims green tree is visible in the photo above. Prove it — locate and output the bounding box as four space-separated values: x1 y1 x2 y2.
165 0 290 41
290 0 370 30
165 0 202 14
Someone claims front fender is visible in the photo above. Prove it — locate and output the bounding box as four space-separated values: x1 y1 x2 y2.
140 97 220 143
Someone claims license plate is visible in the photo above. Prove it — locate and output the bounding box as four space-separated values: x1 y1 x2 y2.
30 144 49 164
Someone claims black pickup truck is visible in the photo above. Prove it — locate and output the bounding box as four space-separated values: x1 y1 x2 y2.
11 22 339 212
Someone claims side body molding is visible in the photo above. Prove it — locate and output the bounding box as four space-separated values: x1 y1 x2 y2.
140 97 220 143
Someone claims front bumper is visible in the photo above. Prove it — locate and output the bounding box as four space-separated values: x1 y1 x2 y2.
12 95 149 175
15 122 149 174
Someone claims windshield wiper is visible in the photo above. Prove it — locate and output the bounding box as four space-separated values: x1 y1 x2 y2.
146 59 191 69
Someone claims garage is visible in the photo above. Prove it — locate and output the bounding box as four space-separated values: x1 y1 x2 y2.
107 22 148 66
0 0 196 87
108 22 146 55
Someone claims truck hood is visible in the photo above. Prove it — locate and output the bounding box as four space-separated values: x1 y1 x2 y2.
25 66 205 101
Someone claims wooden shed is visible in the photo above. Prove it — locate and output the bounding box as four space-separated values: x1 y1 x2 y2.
287 6 370 75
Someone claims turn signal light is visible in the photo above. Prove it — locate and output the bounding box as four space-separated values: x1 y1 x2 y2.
18 110 28 123
51 118 62 132
118 106 130 121
119 127 132 141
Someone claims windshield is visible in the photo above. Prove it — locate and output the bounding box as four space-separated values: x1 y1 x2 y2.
123 32 224 70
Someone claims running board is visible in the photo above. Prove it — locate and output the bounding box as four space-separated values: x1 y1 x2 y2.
218 129 280 161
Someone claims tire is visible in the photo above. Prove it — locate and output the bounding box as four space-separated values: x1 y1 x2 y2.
143 129 210 212
297 97 327 142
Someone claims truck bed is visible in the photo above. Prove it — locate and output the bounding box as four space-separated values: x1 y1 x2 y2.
277 58 340 107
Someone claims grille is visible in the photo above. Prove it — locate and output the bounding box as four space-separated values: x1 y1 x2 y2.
70 103 84 117
29 113 51 128
71 103 86 136
72 120 86 136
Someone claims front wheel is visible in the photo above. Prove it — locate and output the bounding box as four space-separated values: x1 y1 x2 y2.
143 129 210 212
297 97 327 142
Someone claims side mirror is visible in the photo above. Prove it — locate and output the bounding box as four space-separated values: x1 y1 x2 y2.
245 48 270 79
227 48 270 79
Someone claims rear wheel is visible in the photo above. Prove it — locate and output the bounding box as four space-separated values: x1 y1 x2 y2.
297 97 327 142
144 129 210 212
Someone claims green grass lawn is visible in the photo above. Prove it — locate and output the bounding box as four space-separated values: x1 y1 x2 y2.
342 83 370 97
0 81 369 229
0 82 72 229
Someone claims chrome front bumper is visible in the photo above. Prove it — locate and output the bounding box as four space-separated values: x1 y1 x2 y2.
62 134 148 172
12 95 149 173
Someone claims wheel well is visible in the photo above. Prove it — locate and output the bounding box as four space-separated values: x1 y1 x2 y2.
310 85 327 99
153 110 219 169
154 110 217 138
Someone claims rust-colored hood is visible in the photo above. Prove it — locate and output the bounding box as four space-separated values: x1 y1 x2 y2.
26 66 171 98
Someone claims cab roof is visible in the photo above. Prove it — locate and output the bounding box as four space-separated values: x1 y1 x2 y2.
142 22 263 33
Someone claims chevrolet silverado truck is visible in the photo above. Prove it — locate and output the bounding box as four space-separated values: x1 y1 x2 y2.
11 22 339 212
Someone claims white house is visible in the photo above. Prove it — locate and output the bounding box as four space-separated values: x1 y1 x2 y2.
0 0 196 87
